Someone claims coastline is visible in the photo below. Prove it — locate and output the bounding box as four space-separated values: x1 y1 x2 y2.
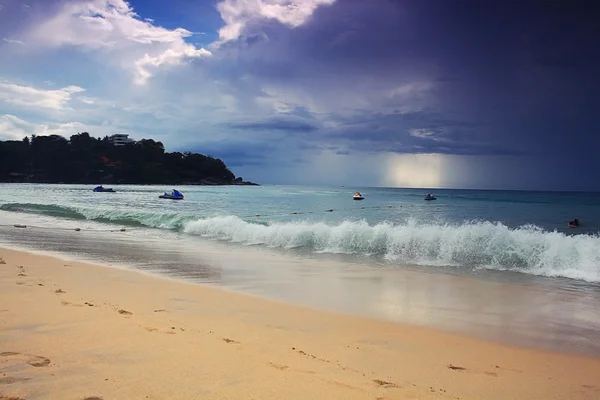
0 181 260 186
2 247 600 400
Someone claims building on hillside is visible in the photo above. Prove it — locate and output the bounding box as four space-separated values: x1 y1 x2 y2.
108 134 135 146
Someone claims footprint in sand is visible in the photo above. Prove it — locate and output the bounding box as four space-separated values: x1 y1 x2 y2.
268 362 316 375
373 379 401 389
61 301 84 307
144 327 176 335
269 362 290 371
118 309 132 316
83 397 104 400
494 365 522 373
222 338 240 344
447 364 499 378
0 376 30 384
0 396 26 400
447 364 466 371
28 356 51 367
582 385 600 393
0 352 51 368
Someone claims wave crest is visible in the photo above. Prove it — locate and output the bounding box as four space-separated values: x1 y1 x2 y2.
183 216 600 282
0 203 186 229
2 202 599 282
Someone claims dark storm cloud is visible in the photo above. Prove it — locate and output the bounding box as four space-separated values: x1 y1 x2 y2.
321 110 524 156
210 0 600 170
182 139 314 170
213 0 427 84
179 141 273 168
405 0 600 155
228 118 318 133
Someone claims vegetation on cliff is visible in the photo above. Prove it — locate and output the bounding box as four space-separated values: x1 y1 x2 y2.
0 133 257 185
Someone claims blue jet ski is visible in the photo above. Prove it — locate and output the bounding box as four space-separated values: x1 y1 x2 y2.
159 189 184 200
93 185 115 193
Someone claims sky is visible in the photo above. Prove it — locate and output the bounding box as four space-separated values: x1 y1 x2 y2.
0 0 598 190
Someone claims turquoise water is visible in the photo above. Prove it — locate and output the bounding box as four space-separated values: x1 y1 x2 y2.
1 183 599 283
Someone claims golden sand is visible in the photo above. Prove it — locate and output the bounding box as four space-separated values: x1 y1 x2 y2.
1 247 599 400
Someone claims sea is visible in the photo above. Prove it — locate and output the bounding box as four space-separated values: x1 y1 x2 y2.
1 184 599 355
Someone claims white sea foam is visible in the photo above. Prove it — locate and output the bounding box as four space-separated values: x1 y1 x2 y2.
3 202 599 282
184 216 600 282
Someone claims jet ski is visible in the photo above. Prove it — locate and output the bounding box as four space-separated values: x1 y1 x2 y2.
93 185 115 193
159 189 184 200
424 193 436 201
353 192 364 200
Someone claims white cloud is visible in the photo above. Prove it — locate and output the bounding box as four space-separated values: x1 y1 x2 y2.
0 114 33 140
215 0 336 44
78 97 98 105
0 81 85 110
0 114 120 141
28 0 190 47
386 82 432 99
3 38 26 46
134 46 212 85
409 128 449 142
409 129 436 139
34 121 95 137
26 0 212 84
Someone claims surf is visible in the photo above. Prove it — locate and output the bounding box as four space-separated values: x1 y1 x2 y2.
0 203 189 229
2 202 599 282
183 216 600 282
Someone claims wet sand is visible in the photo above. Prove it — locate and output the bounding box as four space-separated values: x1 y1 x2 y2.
2 221 600 357
1 247 600 400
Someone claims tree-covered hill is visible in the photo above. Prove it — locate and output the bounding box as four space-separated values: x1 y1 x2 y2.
0 133 257 185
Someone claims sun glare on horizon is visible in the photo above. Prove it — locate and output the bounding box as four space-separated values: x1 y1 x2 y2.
384 153 445 188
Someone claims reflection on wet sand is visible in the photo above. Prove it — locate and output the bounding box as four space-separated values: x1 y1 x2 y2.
1 224 600 357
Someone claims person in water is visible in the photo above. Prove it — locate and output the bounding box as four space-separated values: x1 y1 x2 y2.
569 218 581 227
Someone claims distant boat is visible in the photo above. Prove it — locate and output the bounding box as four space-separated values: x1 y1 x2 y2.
93 185 115 193
159 189 184 200
353 192 364 200
424 193 436 201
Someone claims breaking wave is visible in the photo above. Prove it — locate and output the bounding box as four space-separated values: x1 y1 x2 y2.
2 202 599 282
183 216 600 282
0 203 188 229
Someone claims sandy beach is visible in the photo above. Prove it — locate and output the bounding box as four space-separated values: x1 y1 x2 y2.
1 247 600 400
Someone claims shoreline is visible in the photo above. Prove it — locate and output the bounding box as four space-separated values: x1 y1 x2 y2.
2 222 600 359
2 247 600 400
0 181 260 186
